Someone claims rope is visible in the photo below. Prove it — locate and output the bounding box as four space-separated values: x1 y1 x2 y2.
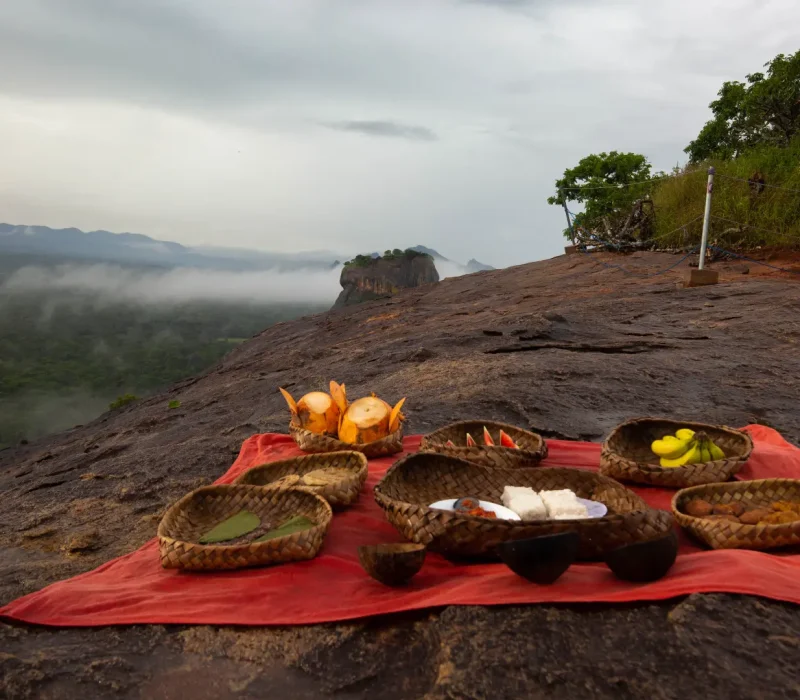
706 245 800 275
577 242 700 278
715 173 800 196
567 211 704 246
710 215 800 242
565 208 702 278
556 166 800 279
558 169 701 195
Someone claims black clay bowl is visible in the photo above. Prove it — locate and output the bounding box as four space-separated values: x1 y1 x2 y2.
604 531 679 583
358 543 426 586
497 532 580 584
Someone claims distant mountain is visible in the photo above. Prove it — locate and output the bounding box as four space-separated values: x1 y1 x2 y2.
408 245 495 275
0 223 341 272
466 258 494 273
409 245 441 258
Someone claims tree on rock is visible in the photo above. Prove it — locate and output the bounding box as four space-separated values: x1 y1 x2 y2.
547 152 653 239
685 49 800 163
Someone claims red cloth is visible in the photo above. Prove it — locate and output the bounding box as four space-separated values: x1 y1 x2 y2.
2 425 799 628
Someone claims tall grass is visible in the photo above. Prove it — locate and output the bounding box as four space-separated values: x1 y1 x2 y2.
652 136 800 249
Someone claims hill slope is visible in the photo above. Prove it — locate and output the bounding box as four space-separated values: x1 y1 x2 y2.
1 251 798 699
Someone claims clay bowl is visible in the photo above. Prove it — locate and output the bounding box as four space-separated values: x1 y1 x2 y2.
604 531 679 582
496 531 580 584
358 543 427 586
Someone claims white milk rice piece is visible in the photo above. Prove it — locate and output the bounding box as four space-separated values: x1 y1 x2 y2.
539 489 588 520
501 485 547 521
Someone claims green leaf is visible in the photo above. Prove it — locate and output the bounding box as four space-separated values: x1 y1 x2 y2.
254 515 314 543
168 400 181 409
199 510 261 544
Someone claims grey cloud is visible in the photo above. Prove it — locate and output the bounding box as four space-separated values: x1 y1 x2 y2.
1 0 798 268
0 0 471 125
326 120 438 142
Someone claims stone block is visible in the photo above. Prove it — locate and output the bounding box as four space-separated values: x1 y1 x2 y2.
683 268 719 288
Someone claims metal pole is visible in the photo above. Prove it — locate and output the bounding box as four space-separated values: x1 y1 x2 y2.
698 166 715 270
561 193 575 244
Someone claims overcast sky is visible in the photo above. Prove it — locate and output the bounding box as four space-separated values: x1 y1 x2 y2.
0 0 797 267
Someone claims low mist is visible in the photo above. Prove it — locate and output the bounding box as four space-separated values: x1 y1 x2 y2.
1 262 343 305
0 390 114 447
435 260 471 280
0 259 474 307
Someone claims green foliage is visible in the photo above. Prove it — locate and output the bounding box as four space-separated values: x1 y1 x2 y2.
109 394 139 410
0 279 327 448
168 400 181 409
685 50 800 163
547 152 655 239
343 254 374 268
344 249 431 266
653 135 800 248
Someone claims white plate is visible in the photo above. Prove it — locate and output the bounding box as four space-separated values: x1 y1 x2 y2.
429 499 522 521
577 497 607 519
428 497 607 520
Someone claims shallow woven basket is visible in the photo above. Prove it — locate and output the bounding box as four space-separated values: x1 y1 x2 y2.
234 451 368 509
158 484 333 570
374 452 674 561
290 421 404 458
420 420 548 469
600 418 753 488
672 479 800 551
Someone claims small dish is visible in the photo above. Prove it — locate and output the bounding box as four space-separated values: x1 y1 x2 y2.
358 543 426 586
497 532 580 584
429 499 521 520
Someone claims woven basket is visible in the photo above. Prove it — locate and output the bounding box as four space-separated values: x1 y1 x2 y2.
374 452 673 561
289 421 403 458
158 484 332 570
672 479 800 551
420 420 548 469
600 418 753 488
234 451 368 509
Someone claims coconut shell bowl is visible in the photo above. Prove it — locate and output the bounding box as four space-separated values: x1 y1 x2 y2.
497 532 580 584
358 543 427 586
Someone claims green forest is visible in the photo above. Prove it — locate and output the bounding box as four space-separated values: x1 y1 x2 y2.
0 257 327 449
549 49 800 249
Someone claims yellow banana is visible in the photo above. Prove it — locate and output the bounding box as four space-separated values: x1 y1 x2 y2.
699 444 712 463
708 441 725 461
675 429 695 441
660 441 700 467
651 437 691 459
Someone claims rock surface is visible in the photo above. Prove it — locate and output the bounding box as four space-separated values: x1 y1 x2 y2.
334 253 439 307
2 250 800 699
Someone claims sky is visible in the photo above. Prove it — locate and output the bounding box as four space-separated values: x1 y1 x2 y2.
0 0 797 268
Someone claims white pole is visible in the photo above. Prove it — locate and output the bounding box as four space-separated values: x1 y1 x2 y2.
698 166 715 270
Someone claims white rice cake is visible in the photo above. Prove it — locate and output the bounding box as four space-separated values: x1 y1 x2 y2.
539 489 589 520
501 485 547 521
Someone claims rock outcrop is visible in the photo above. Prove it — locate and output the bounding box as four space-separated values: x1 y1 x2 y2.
333 251 439 308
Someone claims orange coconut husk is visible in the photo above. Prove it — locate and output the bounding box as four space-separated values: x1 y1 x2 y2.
279 387 340 436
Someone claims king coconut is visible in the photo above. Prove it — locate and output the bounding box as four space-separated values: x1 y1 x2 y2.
280 381 405 444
